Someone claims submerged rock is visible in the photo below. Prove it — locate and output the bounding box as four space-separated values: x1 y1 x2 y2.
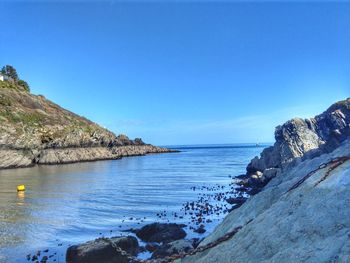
193 224 206 234
135 223 187 243
145 242 160 252
152 239 193 259
66 236 138 263
225 196 247 206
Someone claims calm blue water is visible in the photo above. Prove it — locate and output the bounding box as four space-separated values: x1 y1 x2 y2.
0 144 266 263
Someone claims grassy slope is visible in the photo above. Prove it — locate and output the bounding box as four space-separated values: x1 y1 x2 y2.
0 81 122 149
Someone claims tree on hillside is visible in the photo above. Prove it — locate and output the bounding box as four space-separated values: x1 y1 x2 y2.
1 65 30 92
1 65 19 81
17 80 30 92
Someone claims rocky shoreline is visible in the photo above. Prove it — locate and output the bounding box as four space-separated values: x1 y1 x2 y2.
0 145 177 169
58 97 350 263
238 97 350 194
0 84 177 170
62 184 251 263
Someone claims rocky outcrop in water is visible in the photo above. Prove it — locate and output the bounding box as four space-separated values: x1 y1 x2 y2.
177 98 350 263
134 223 187 243
151 239 194 259
66 236 139 263
239 97 350 193
0 82 175 169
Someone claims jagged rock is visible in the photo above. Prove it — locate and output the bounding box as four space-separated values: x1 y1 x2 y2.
145 242 160 252
0 149 35 168
66 236 138 263
225 196 247 206
152 239 193 259
178 99 350 263
135 223 187 243
262 167 280 180
193 225 206 234
133 138 145 145
241 98 350 192
179 137 350 262
189 238 201 249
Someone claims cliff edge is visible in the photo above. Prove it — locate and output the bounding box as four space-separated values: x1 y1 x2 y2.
240 97 350 193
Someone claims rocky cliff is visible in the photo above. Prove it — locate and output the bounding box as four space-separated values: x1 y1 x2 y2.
240 97 350 193
0 81 173 169
176 98 350 263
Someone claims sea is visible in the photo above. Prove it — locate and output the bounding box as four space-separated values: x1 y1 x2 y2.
0 144 267 263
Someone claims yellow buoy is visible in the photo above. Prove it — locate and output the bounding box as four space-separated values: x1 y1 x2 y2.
17 185 26 192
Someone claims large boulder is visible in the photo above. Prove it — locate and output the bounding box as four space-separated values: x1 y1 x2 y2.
66 236 139 263
135 223 187 243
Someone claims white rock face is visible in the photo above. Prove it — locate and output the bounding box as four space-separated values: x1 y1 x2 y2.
179 140 350 263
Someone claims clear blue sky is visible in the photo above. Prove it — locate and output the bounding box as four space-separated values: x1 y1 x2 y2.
1 1 349 145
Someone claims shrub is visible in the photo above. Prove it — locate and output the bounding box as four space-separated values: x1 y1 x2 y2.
17 80 30 92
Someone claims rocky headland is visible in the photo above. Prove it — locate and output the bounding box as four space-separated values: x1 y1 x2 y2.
177 98 350 263
65 97 350 263
240 97 350 194
0 76 174 169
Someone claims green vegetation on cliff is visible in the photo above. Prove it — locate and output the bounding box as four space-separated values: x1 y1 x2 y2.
0 65 30 92
0 66 142 149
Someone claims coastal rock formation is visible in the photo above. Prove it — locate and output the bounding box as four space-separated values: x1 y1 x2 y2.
63 98 350 263
178 140 350 263
66 236 139 263
135 223 187 243
151 239 194 259
176 98 350 263
0 83 174 169
241 97 350 192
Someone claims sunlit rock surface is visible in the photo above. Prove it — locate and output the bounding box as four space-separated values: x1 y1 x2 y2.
179 140 350 263
242 98 350 192
178 98 350 263
0 87 174 169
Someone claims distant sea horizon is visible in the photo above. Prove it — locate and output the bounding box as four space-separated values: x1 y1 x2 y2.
0 142 266 262
162 142 273 149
